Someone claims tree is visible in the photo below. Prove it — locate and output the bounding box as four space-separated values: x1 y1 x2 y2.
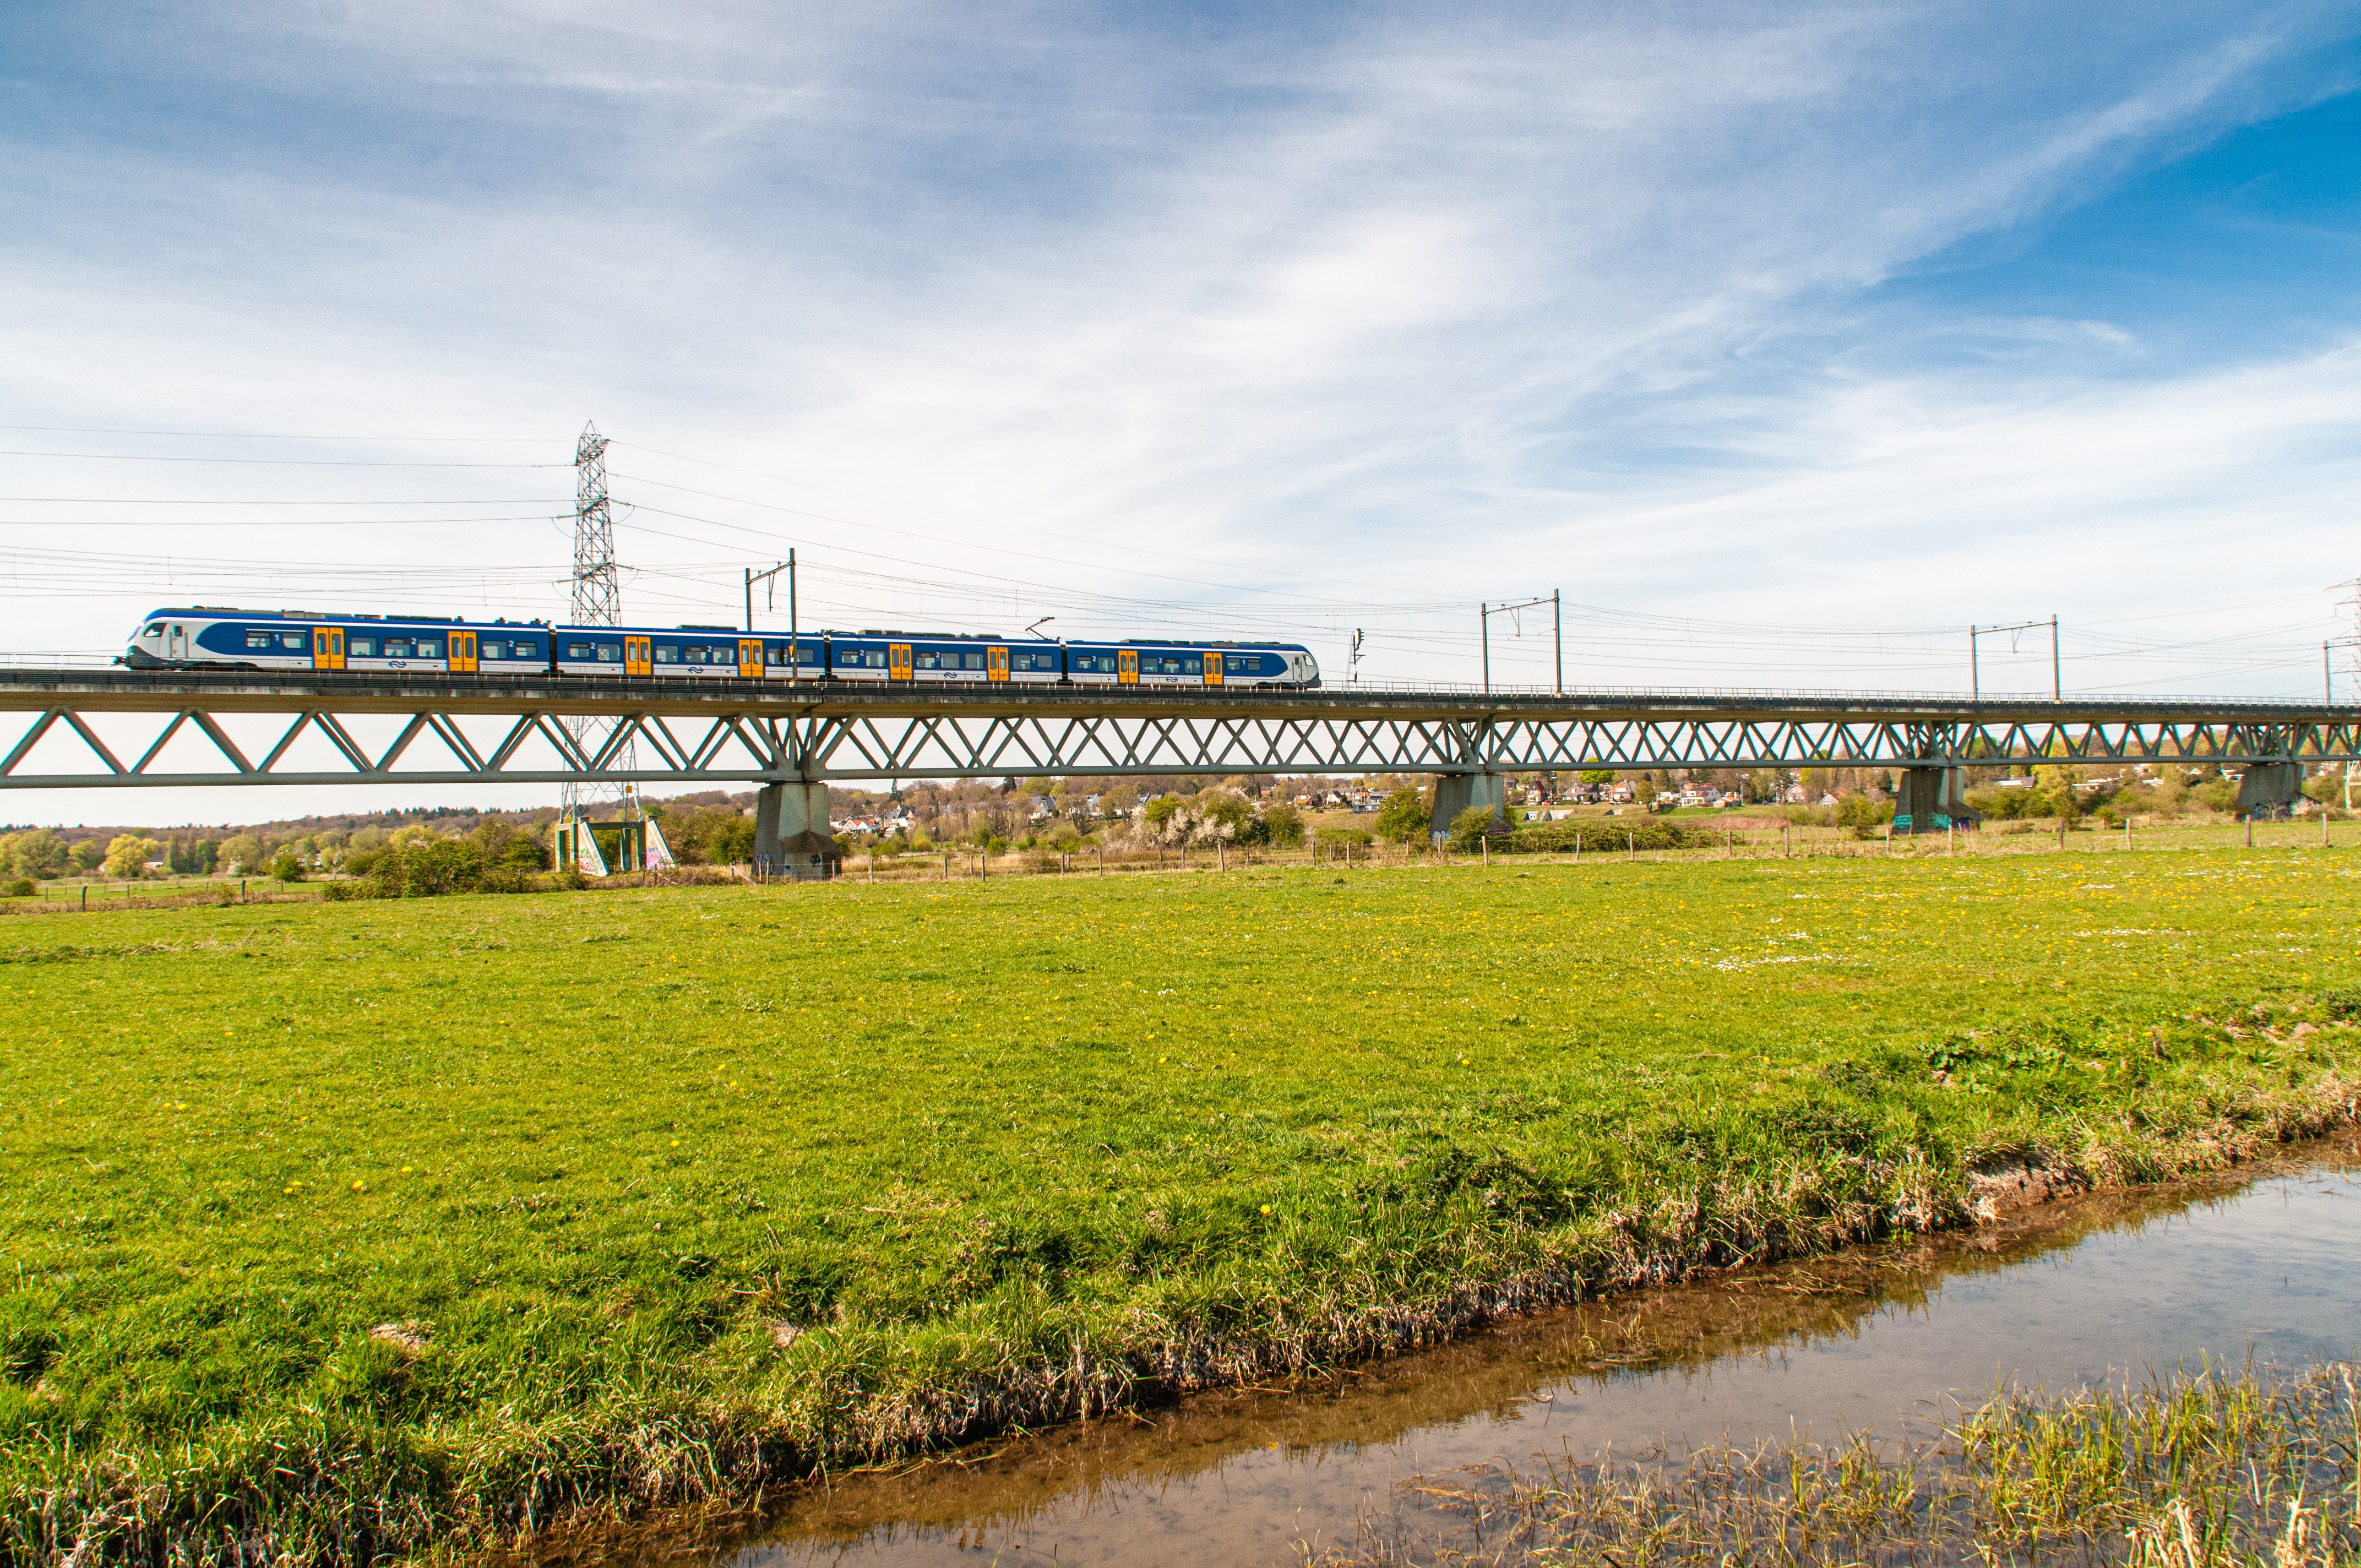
1374 788 1429 843
1138 794 1186 842
70 839 103 873
1192 790 1254 842
268 850 307 883
1259 800 1305 848
4 828 68 880
217 833 264 874
1446 805 1506 852
102 834 162 879
1097 784 1139 818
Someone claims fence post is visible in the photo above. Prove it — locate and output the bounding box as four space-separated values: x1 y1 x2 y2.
1627 829 1635 863
1481 837 1488 865
2246 816 2254 850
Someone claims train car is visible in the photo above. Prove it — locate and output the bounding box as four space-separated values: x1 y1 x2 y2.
1065 639 1318 689
550 626 828 679
822 631 1063 685
119 607 550 673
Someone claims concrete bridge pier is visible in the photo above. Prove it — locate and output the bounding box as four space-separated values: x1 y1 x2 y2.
753 779 840 880
1891 766 1979 834
2234 761 2305 819
1429 772 1507 840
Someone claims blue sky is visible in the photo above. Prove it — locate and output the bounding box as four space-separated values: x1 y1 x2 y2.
4 2 2360 820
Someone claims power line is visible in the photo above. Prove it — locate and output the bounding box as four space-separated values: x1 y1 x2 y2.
0 496 570 505
0 424 549 442
0 450 561 467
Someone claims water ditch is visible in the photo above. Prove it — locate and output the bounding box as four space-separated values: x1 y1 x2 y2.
609 1137 2359 1567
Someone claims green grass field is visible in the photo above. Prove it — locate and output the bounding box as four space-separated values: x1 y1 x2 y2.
6 847 2358 1562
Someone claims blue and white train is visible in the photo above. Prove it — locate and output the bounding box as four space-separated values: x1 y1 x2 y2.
118 608 1320 689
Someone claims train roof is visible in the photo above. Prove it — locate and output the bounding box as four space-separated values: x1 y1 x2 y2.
138 607 547 625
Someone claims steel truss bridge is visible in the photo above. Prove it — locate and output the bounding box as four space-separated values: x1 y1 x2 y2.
2 671 2355 792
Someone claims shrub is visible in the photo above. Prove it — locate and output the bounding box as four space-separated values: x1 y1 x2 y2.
1259 801 1305 848
268 851 307 883
1374 788 1429 843
1502 819 1694 853
3 878 33 898
1446 805 1511 852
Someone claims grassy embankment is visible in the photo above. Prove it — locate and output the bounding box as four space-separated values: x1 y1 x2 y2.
4 847 2359 1562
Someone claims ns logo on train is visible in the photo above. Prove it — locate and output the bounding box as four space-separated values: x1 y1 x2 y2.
121 609 1322 690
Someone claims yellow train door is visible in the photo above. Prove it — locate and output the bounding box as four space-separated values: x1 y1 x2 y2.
739 638 764 678
449 629 478 672
624 636 653 677
987 645 1009 682
1118 649 1138 685
889 643 913 680
312 627 345 671
1203 651 1223 686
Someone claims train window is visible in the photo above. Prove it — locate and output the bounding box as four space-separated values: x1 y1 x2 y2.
915 651 940 669
839 649 861 666
279 631 308 651
654 645 678 663
687 646 710 663
864 651 887 668
513 643 537 659
245 629 273 649
766 645 784 665
143 624 163 638
1229 655 1257 673
796 645 819 666
384 638 415 658
967 652 988 670
1183 657 1201 674
417 639 442 658
596 643 621 661
567 641 594 660
351 637 377 657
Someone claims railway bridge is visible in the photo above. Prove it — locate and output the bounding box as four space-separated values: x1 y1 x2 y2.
2 669 2353 857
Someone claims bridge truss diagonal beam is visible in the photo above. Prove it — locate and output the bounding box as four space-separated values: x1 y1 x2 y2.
0 680 2356 790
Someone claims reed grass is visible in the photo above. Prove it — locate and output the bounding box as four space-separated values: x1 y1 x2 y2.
1329 1363 2361 1566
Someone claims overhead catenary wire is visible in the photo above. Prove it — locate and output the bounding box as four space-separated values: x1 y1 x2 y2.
0 451 563 467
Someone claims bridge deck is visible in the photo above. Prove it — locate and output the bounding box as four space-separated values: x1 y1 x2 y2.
0 669 2343 725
